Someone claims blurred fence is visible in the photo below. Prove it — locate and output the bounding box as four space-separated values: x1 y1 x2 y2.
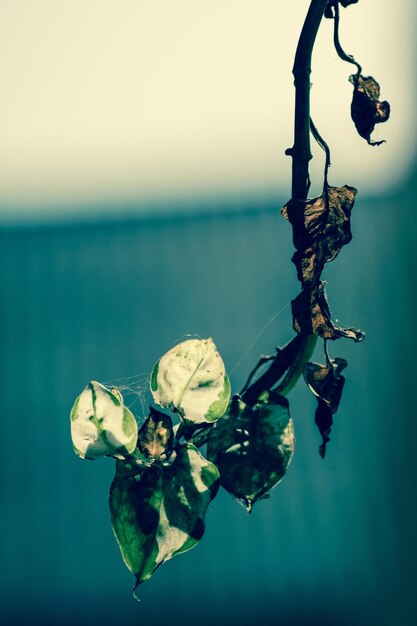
1 194 416 625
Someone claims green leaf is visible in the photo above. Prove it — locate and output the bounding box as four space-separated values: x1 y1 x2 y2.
207 392 295 512
137 407 174 461
70 381 138 460
150 338 231 424
109 443 220 586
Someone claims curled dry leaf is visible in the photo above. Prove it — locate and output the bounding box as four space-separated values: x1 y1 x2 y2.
207 392 295 512
315 400 333 459
304 357 347 412
292 281 365 342
349 74 390 146
137 406 174 461
282 185 357 286
304 357 348 457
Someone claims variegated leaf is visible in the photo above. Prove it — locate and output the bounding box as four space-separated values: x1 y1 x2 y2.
207 392 295 511
70 381 138 459
150 338 231 424
109 443 220 586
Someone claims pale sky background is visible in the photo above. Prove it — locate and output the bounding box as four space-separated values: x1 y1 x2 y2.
0 0 414 219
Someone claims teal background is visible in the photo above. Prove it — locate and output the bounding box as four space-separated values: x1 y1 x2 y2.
1 173 416 625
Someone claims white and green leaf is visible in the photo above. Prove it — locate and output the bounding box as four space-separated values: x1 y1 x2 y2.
70 381 138 459
109 443 220 586
150 338 231 424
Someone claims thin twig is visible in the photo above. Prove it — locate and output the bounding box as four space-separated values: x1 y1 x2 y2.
188 424 214 448
241 335 309 405
240 354 276 396
242 1 327 405
276 334 317 396
323 338 331 366
310 116 331 191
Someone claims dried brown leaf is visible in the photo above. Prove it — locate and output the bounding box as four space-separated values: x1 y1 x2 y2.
315 400 333 458
304 357 348 458
304 357 347 413
138 407 174 461
349 74 390 145
291 281 365 342
282 185 357 286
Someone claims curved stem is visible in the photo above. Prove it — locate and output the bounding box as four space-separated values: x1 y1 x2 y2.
333 1 362 78
310 116 331 191
277 334 317 396
188 425 213 448
242 334 306 405
189 335 318 449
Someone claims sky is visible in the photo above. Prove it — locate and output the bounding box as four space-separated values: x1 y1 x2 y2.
0 0 414 219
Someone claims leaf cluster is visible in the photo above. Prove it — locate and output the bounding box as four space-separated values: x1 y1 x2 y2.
70 338 304 586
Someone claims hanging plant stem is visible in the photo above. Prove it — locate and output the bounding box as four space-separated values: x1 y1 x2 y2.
332 1 362 78
242 0 330 405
